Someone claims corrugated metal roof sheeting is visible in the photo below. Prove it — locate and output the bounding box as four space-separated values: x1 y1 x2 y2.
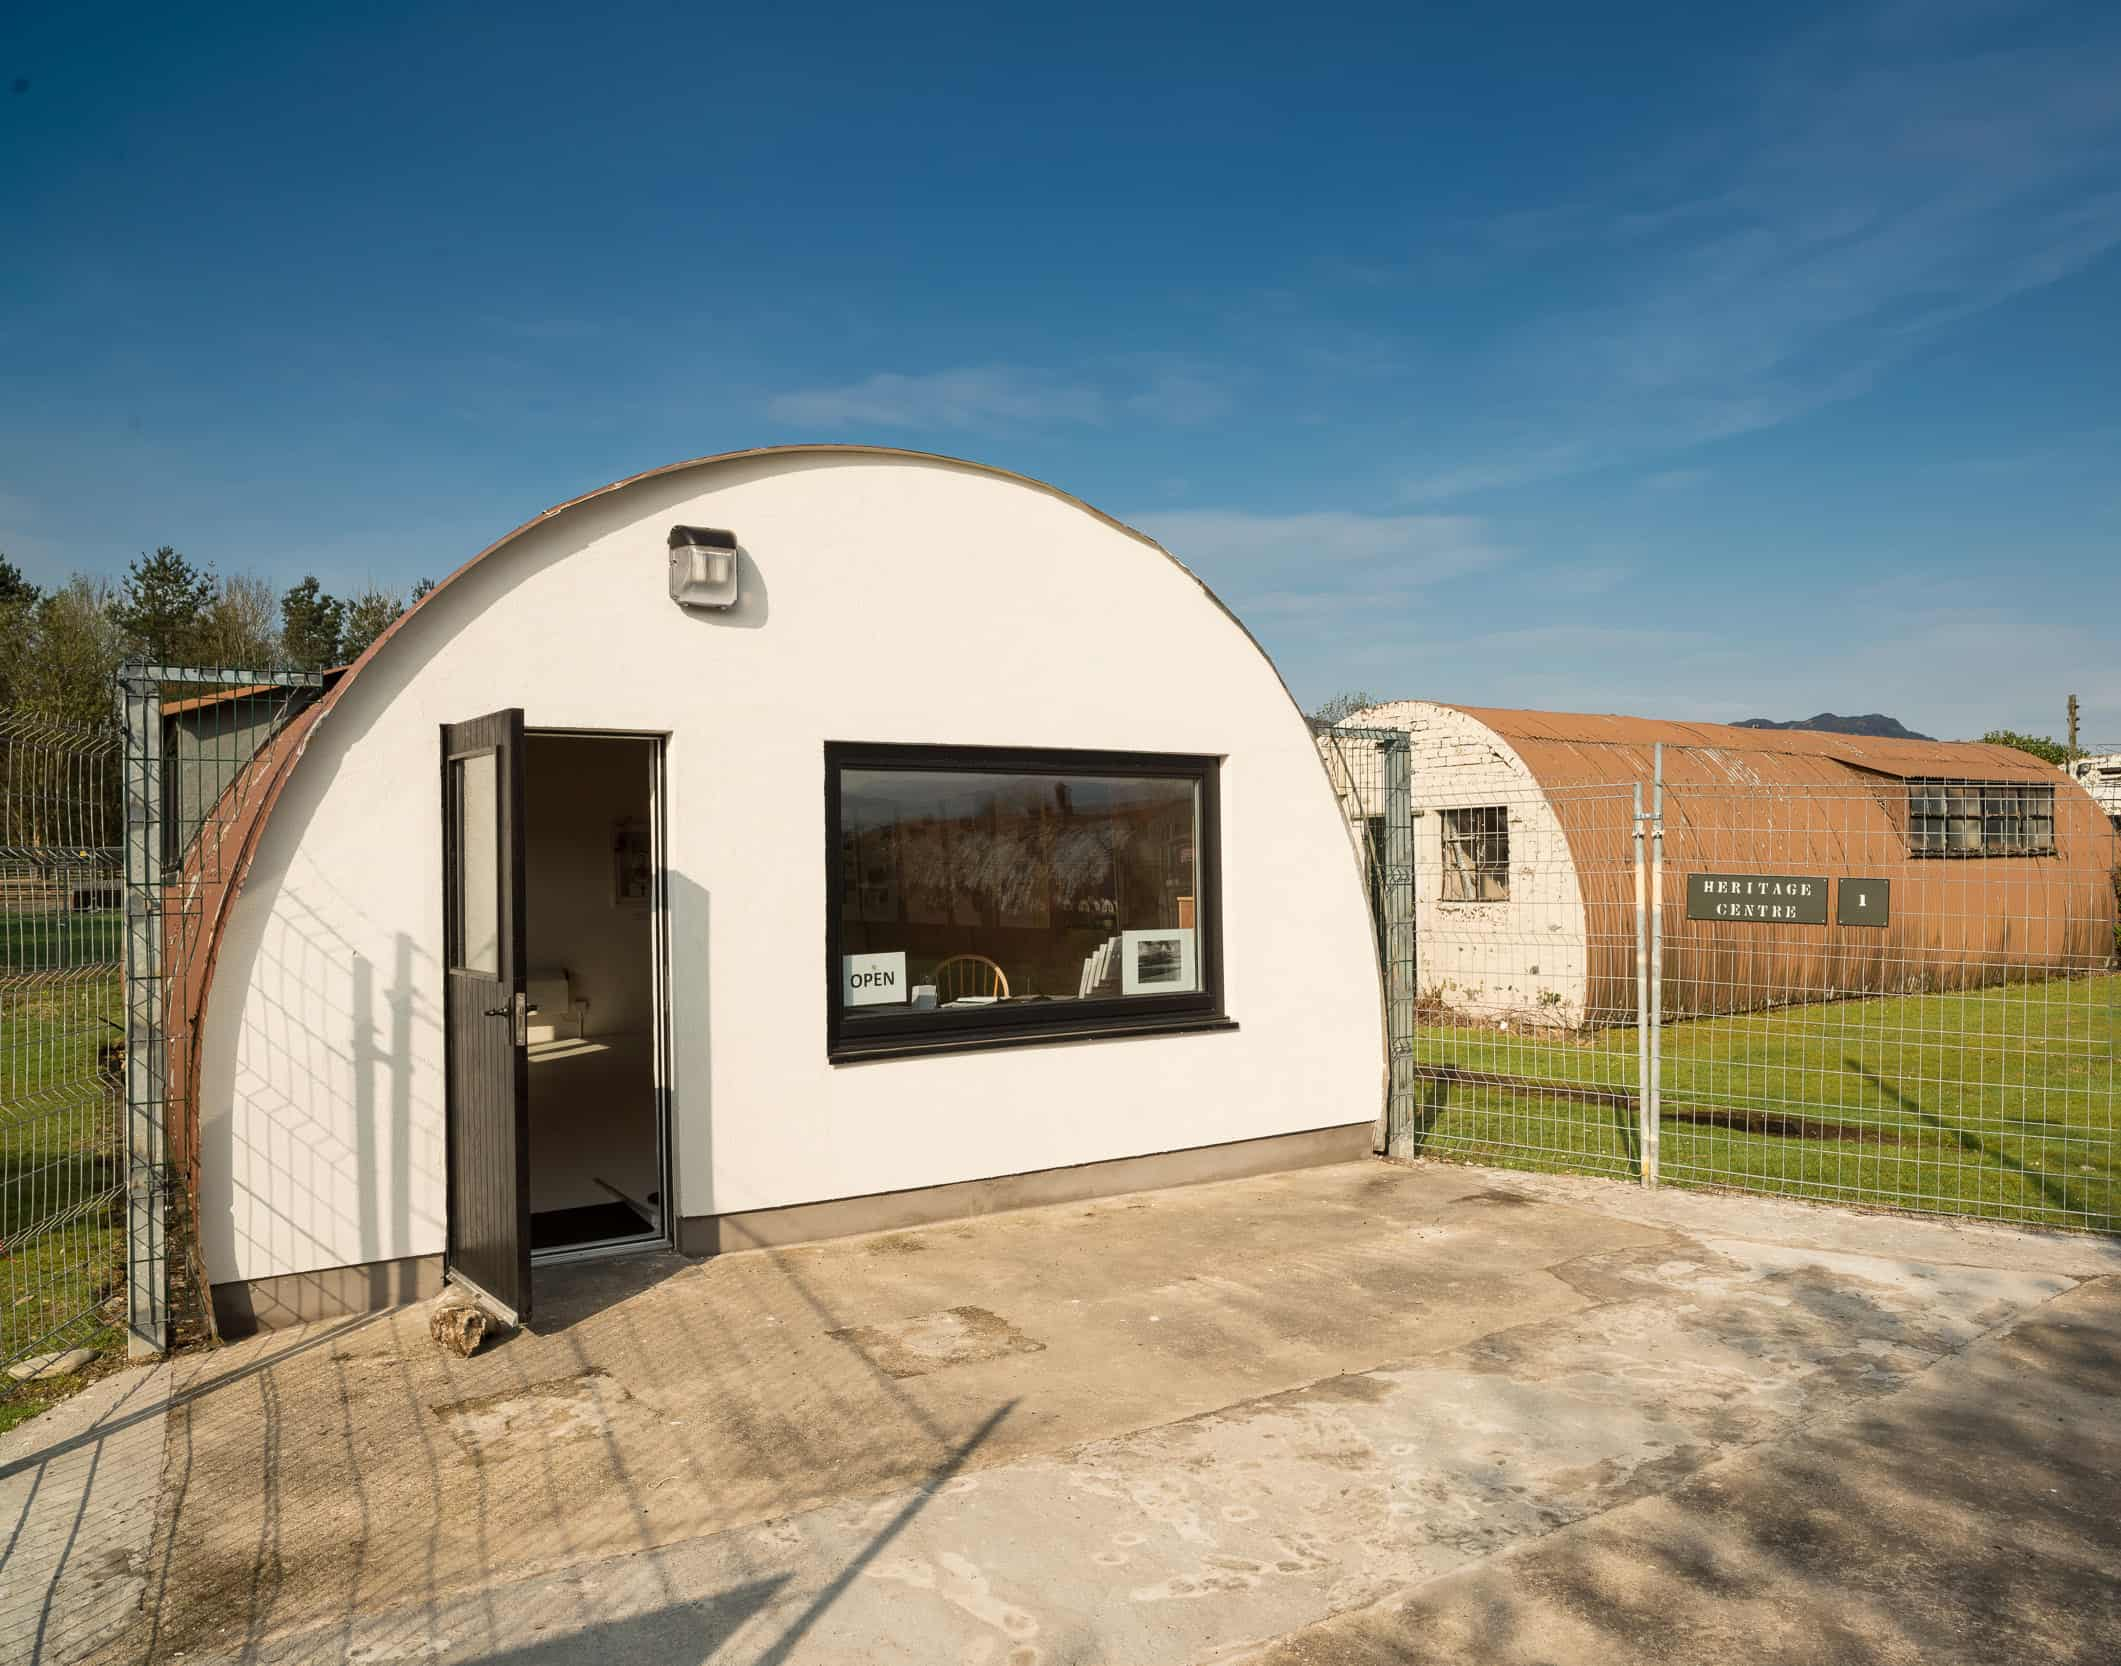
1404 706 2118 1023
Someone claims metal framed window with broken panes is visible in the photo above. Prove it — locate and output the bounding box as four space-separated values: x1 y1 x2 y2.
1320 718 2118 1236
1908 778 2056 857
1439 805 1510 901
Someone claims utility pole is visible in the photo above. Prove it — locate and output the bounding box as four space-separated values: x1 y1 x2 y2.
2067 693 2079 757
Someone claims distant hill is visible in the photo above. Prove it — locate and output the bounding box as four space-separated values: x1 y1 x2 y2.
1731 713 1935 742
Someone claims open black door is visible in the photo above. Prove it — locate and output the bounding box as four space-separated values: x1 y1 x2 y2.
441 708 531 1323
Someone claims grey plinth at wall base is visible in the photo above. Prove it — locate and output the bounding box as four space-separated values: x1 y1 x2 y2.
211 1253 445 1338
206 1126 1376 1333
679 1123 1376 1256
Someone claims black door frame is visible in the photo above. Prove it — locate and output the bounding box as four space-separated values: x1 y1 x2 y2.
520 727 675 1264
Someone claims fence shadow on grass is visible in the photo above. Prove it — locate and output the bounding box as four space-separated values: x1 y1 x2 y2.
1843 1058 2099 1228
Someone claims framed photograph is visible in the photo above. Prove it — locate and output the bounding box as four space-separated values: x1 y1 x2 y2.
612 818 652 905
1122 926 1196 995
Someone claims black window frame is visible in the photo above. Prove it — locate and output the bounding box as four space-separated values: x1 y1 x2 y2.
1907 779 2057 858
825 741 1232 1063
1439 805 1511 901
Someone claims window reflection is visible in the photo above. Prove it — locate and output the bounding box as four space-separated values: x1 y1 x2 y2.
839 768 1200 1009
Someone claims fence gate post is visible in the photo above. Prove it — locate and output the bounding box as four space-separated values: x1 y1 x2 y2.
1645 744 1665 1187
1382 734 1418 1158
119 665 168 1358
1633 782 1651 1182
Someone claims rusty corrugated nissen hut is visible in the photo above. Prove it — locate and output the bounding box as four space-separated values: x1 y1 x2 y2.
1329 702 2118 1028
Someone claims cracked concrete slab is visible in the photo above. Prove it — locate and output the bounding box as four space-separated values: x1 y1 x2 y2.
81 1160 2118 1665
2 1362 172 1666
1252 1275 2121 1666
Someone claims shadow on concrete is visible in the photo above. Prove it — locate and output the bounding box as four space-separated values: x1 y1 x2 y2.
465 1576 792 1664
1248 1267 2121 1666
116 1194 1026 1665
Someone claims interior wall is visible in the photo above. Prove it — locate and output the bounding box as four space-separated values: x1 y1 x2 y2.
524 733 654 1034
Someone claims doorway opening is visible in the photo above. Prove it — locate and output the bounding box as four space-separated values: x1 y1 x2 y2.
522 731 668 1260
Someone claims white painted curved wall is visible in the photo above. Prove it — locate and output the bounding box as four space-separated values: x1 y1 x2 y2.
1347 702 1591 1028
197 453 1385 1284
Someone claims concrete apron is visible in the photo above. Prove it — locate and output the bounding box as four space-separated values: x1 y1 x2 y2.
1 1362 172 1666
115 1162 2119 1666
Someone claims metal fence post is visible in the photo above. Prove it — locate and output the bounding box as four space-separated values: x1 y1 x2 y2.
1382 734 1418 1158
119 665 168 1357
1645 743 1665 1188
1634 781 1651 1181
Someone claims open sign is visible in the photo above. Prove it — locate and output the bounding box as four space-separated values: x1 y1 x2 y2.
842 950 909 1007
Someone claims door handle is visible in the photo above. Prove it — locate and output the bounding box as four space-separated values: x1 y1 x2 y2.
483 991 529 1045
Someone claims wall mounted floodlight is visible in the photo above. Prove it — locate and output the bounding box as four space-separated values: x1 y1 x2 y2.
668 525 739 610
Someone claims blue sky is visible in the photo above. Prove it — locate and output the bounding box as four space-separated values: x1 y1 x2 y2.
4 0 2117 740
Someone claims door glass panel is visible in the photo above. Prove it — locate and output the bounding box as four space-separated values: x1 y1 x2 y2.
453 751 499 974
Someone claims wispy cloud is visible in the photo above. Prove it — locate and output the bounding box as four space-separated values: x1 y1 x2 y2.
1641 468 1710 492
1130 506 1506 680
1129 508 1503 581
768 360 1245 433
1385 2 2121 499
1400 447 1589 504
1127 365 1235 427
767 366 1105 431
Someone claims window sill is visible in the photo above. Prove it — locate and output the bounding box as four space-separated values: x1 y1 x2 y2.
831 1011 1239 1065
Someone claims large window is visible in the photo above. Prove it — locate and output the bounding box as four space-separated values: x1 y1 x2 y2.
826 743 1227 1060
1440 806 1510 900
1908 780 2056 857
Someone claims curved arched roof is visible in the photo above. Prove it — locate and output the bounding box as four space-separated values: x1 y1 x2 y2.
1357 701 2064 788
1440 705 2062 787
165 448 1312 1161
330 443 1286 737
237 444 1300 869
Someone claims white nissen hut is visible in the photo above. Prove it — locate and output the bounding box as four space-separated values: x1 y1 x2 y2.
188 446 1383 1331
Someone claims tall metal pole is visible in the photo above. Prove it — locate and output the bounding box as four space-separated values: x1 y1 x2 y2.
120 667 168 1357
1633 782 1650 1179
1646 742 1665 1188
1382 736 1417 1159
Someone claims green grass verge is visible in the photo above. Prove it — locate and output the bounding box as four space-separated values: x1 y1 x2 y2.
3 962 127 1425
0 908 123 976
1407 972 2119 1232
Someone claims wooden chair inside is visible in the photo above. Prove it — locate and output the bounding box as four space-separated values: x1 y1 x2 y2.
928 953 1010 1002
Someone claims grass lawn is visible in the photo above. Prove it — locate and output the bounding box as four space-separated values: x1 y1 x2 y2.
1406 972 2120 1233
3 910 126 1430
0 905 123 976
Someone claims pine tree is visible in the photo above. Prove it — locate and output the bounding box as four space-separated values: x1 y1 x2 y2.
280 576 345 671
0 554 42 712
112 545 214 663
0 553 39 610
341 585 404 661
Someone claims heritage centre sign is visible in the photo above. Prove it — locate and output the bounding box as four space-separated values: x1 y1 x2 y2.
1685 874 1830 924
